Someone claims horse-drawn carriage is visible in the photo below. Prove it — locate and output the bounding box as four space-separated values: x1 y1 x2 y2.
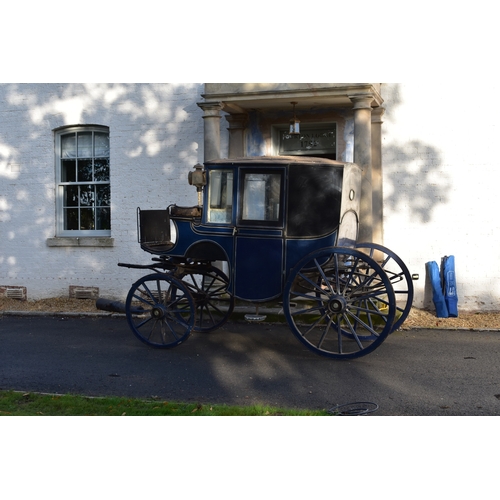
104 156 414 359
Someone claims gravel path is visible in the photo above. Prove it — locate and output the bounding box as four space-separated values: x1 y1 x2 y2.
2 298 500 330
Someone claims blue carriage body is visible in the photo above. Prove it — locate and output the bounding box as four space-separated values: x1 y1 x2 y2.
113 155 415 359
139 156 361 302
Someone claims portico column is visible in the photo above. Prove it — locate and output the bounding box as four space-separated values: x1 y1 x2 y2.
226 113 248 158
197 101 224 161
349 94 374 243
371 107 385 245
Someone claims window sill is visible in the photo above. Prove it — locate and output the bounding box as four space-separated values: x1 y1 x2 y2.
46 237 114 247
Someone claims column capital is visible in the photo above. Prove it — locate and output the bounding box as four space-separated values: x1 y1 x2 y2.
371 106 385 124
349 94 375 110
197 101 224 117
225 113 248 129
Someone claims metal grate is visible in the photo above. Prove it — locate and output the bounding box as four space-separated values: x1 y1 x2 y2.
69 286 99 300
6 288 25 299
0 286 27 300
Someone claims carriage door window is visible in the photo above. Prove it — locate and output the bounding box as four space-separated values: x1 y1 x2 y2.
207 170 233 223
239 171 283 225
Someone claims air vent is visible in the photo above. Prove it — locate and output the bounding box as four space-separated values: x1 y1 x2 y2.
0 286 27 301
69 286 99 300
7 288 24 299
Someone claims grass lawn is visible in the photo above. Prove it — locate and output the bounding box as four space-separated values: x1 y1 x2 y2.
0 390 330 416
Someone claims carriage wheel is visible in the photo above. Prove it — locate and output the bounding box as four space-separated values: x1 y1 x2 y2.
125 273 195 348
283 247 396 359
175 265 235 332
356 242 414 331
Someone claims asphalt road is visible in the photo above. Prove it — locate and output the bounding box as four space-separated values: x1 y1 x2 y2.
1 314 500 415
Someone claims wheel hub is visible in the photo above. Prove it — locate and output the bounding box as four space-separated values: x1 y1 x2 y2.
151 305 167 319
328 296 347 314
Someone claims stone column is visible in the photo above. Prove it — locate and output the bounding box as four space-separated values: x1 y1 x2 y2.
349 94 374 243
226 113 248 158
371 107 385 245
197 101 224 161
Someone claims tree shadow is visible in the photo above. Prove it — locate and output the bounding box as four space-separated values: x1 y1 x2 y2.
382 83 451 223
383 139 450 223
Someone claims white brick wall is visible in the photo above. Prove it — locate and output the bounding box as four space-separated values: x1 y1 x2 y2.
1 83 204 300
382 83 500 310
2 82 500 312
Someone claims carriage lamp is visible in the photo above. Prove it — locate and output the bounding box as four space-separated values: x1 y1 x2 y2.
188 163 207 205
289 102 300 136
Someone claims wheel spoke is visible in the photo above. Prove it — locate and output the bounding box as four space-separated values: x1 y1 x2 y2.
341 313 365 349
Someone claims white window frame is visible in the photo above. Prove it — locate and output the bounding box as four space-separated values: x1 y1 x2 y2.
54 125 111 237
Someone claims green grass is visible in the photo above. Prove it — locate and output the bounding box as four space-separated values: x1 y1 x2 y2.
0 390 330 416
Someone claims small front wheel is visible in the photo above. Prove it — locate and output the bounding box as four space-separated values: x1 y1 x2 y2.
125 273 195 348
283 248 396 359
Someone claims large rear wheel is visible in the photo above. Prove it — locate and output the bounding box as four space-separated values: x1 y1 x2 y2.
283 248 396 359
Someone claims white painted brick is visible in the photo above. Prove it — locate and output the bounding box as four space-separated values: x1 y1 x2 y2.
3 82 500 311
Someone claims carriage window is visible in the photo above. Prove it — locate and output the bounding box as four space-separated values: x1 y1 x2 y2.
240 171 282 224
207 170 233 223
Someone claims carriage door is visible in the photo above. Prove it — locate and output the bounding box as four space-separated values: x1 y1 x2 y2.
234 169 285 301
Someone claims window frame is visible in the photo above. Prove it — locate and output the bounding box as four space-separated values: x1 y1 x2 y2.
206 168 234 224
54 125 111 237
237 168 285 228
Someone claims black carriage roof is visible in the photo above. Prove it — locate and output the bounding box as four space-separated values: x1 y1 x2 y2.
204 156 347 168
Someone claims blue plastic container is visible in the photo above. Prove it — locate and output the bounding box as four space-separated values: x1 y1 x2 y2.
442 255 458 317
426 261 448 318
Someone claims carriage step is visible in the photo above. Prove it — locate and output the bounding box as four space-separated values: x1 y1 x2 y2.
244 305 267 322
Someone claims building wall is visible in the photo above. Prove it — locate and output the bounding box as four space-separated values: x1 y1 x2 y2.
381 83 500 310
0 83 204 300
2 82 500 311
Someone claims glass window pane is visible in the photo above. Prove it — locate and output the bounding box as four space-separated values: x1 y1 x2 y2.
94 132 109 157
96 185 110 206
96 208 110 230
242 173 281 221
61 133 76 158
77 132 93 157
80 208 94 230
64 186 79 207
94 158 109 181
208 170 233 223
80 185 95 206
64 208 79 230
78 159 93 181
61 160 76 182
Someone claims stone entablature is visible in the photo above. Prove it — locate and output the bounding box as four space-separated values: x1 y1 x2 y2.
202 83 383 112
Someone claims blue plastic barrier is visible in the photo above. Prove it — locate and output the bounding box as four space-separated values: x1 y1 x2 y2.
442 255 458 317
426 261 448 318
